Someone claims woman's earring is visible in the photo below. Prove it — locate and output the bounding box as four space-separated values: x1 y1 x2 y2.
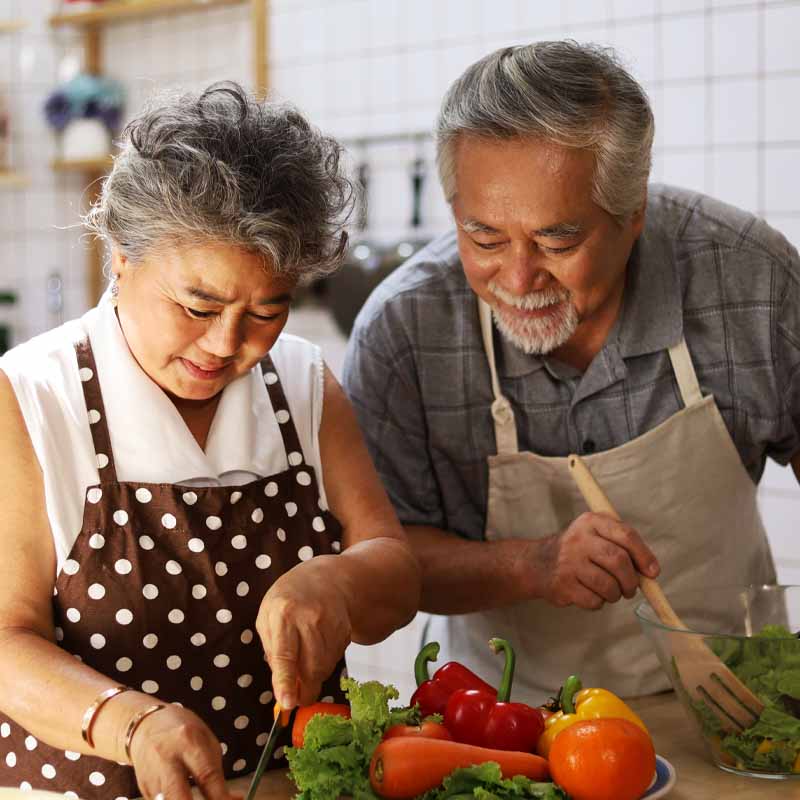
110 274 120 307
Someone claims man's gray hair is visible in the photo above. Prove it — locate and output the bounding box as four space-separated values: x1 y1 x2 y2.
85 82 354 284
435 41 654 221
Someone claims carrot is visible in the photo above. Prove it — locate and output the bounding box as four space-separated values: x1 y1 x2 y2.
369 736 550 799
292 702 350 748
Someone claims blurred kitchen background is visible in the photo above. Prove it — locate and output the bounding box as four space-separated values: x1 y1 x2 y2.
1 0 799 699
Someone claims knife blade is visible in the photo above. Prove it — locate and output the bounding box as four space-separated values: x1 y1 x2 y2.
244 702 293 800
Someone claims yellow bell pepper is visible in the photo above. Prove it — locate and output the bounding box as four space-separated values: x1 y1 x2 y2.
537 675 649 757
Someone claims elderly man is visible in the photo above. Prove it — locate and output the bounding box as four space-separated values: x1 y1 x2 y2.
343 41 792 703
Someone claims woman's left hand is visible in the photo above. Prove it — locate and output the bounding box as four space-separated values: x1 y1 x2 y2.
256 556 351 709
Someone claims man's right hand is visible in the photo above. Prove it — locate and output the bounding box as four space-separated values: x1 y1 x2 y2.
532 512 660 610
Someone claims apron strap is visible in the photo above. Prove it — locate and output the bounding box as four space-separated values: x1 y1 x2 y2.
74 336 119 483
478 299 519 454
259 354 307 466
667 338 703 408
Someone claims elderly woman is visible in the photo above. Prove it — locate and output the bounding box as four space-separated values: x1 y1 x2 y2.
0 83 420 800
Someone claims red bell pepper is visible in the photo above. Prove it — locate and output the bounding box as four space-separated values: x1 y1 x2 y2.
443 638 544 752
409 641 496 718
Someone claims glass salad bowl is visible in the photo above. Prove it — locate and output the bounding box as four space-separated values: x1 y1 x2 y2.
636 584 800 779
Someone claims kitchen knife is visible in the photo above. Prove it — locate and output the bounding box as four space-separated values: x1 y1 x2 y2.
244 702 293 800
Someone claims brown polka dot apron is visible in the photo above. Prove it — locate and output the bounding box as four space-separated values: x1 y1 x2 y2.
0 337 348 799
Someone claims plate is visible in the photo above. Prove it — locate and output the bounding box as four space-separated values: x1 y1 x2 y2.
641 754 677 799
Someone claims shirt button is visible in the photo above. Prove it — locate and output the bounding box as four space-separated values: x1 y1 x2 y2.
583 439 596 454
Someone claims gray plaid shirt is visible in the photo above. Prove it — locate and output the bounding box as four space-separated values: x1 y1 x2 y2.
342 184 800 540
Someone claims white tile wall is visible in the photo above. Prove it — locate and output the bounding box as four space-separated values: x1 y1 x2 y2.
1 0 799 686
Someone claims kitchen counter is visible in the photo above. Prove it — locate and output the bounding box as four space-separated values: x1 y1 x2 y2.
199 692 800 800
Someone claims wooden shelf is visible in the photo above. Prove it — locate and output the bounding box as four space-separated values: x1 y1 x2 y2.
0 171 28 188
49 0 246 28
0 20 25 33
52 156 114 172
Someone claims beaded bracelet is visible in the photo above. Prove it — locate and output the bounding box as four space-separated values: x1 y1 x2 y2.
124 703 167 763
81 685 130 748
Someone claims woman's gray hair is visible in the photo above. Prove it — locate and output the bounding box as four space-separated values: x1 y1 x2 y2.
436 41 654 221
85 82 355 284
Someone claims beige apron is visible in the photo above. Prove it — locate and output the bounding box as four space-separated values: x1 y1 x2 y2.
426 298 775 705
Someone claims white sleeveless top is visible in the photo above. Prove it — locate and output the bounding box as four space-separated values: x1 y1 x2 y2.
0 297 329 574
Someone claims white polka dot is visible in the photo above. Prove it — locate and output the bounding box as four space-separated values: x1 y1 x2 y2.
296 471 311 486
277 528 286 542
220 742 228 755
233 758 247 772
216 609 233 624
215 561 228 576
191 633 207 646
66 607 81 623
332 541 341 553
264 481 278 497
230 490 243 504
213 654 230 668
288 451 302 466
0 722 9 737
265 371 278 385
97 453 109 469
298 545 314 562
256 732 268 746
142 680 159 694
165 560 182 575
237 674 253 688
19 782 31 791
167 655 182 670
191 676 203 691
276 409 290 424
206 516 222 530
143 583 159 599
113 509 129 526
192 584 207 599
182 491 198 505
79 367 93 382
64 750 81 761
162 513 177 529
64 792 78 799
24 736 36 751
259 690 273 704
41 764 56 779
188 538 205 553
86 488 102 504
255 554 272 570
116 609 133 625
234 715 249 730
231 534 247 550
236 581 249 597
3 751 16 768
116 657 133 672
90 633 106 649
135 487 152 503
312 516 326 532
55 627 64 641
87 409 101 424
139 535 155 550
143 633 158 649
62 559 80 576
88 583 106 600
321 695 334 703
274 746 286 760
89 771 106 786
115 559 132 575
168 609 185 624
251 507 264 524
285 502 298 517
240 629 254 644
212 696 226 710
89 533 105 549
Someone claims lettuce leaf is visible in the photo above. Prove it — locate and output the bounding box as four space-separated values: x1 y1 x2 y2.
420 763 567 800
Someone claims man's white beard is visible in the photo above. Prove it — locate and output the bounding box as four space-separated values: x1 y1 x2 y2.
488 281 579 355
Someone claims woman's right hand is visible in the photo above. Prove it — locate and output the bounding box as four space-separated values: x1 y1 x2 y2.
127 703 237 800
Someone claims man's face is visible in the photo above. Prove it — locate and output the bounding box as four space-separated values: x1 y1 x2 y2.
452 135 644 357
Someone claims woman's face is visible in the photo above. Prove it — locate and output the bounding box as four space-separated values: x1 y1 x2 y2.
114 242 295 403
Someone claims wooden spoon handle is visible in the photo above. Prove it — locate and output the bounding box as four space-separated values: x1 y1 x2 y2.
567 454 686 630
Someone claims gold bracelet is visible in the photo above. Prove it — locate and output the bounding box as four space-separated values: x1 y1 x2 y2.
124 703 166 763
81 685 130 748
